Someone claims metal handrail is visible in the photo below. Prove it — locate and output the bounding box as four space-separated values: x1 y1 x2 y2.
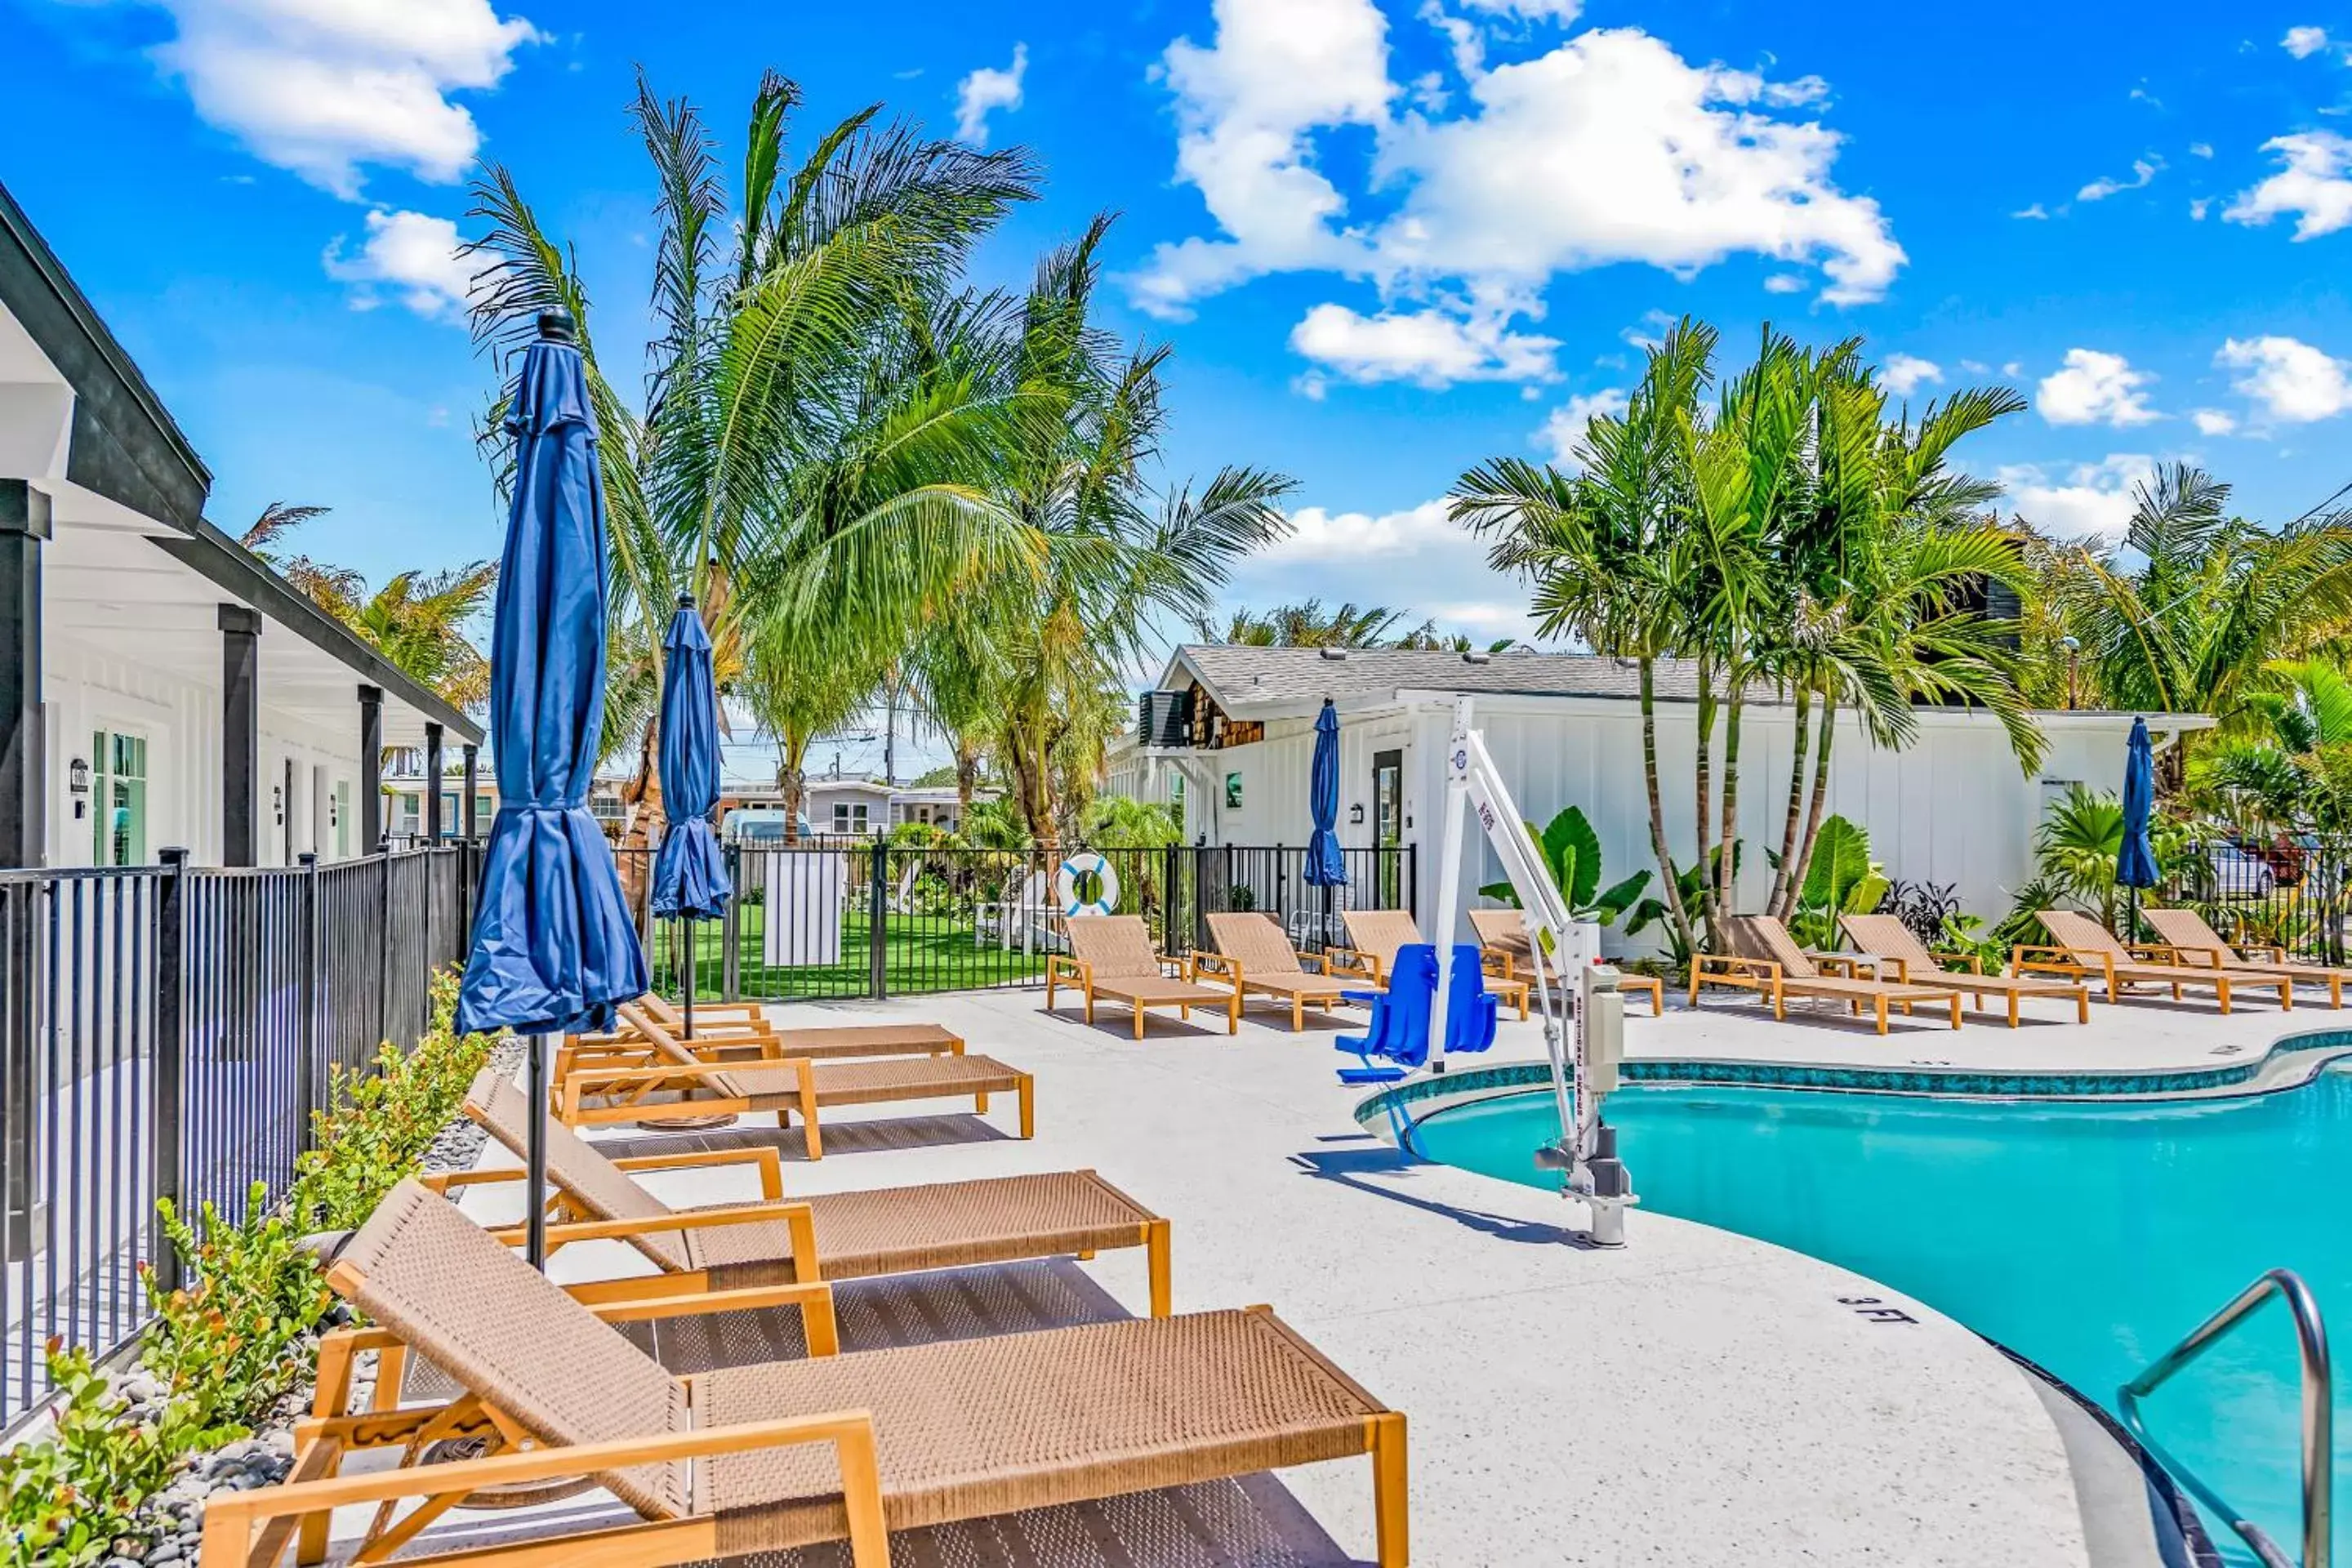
2119 1268 2332 1568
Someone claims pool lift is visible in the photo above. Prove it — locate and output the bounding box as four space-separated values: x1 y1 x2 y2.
1428 696 1640 1247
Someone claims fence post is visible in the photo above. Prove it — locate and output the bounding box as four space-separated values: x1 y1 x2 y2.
1162 844 1178 953
150 848 188 1294
1408 843 1419 924
721 842 742 1001
374 850 392 1050
2 880 34 1258
869 841 889 1000
296 853 319 1153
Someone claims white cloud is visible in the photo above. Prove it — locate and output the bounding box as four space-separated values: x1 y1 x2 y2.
2285 24 2332 57
2037 348 2160 427
1762 273 1806 292
1134 7 1903 325
2012 202 2050 220
1255 497 1463 563
321 208 476 319
1881 352 1942 395
2216 334 2352 421
2078 156 2161 202
2190 408 2238 435
953 42 1027 146
141 0 538 197
2189 141 2215 158
1290 298 1560 387
1999 455 2155 541
2190 197 2214 220
1533 386 1629 464
1458 0 1584 21
2225 132 2352 238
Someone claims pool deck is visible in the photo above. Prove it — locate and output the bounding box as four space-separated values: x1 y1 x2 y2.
416 978 2323 1566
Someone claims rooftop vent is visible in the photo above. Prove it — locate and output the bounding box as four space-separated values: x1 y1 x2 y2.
1462 650 1493 665
1319 647 1350 661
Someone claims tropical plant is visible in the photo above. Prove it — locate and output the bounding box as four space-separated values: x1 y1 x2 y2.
1479 805 1650 926
238 505 496 710
2030 785 2198 933
1623 844 1739 969
1877 878 1962 948
2188 657 2352 835
1780 814 1889 950
1197 600 1430 648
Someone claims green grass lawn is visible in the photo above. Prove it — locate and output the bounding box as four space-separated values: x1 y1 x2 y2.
646 902 1052 1000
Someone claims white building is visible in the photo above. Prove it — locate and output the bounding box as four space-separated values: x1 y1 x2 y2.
1105 644 2205 957
802 774 991 836
0 180 480 869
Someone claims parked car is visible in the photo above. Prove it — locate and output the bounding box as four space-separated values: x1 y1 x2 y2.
2207 840 2278 898
720 807 812 844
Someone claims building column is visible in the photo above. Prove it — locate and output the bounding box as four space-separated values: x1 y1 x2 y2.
358 684 383 853
0 483 49 871
461 743 480 839
422 722 444 843
218 604 261 867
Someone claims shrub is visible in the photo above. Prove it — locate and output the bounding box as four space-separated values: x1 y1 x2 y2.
0 1345 203 1568
140 1188 336 1436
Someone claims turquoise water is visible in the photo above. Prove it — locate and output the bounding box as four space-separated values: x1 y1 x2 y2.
1412 1065 2352 1561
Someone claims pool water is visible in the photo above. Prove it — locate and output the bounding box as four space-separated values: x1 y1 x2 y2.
1412 1064 2352 1561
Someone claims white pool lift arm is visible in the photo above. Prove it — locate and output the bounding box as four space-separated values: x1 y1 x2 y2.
1429 696 1638 1245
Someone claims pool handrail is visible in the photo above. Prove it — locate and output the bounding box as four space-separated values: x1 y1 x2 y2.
2118 1267 2332 1568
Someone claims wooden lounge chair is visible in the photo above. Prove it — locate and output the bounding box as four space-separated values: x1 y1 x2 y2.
1047 915 1240 1039
205 1179 1408 1568
1196 912 1365 1031
2140 906 2351 1008
1467 908 1666 1017
447 1068 1172 1315
559 1001 964 1086
1335 909 1530 1020
1691 915 1962 1034
555 1018 1033 1159
2020 909 2294 1013
1836 913 2091 1027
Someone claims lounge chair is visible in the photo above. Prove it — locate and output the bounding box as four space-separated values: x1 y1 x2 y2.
2140 906 2351 1007
446 1068 1171 1314
2020 910 2294 1013
1468 908 1666 1017
1047 915 1240 1039
1691 915 1962 1033
555 1018 1033 1160
558 1000 964 1086
1337 909 1530 1020
1834 913 2091 1027
1196 912 1365 1031
207 1179 1407 1568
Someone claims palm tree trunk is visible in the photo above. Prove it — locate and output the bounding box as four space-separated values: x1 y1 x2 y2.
617 719 661 920
1640 657 1697 960
779 730 808 846
1784 695 1838 917
1766 684 1812 913
1693 648 1717 940
955 737 980 817
1717 684 1744 920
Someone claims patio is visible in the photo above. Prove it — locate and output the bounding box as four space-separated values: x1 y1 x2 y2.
387 979 2311 1566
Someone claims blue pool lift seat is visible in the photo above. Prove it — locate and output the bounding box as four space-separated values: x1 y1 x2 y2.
1336 942 1498 1084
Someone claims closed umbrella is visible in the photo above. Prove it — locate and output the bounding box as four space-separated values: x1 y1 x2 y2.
1304 698 1348 944
651 594 732 1037
2118 715 2160 942
456 309 648 1268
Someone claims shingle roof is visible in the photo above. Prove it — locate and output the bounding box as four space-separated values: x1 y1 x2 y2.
1168 644 1717 710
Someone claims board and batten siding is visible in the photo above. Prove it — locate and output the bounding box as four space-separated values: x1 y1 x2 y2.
1109 694 2139 960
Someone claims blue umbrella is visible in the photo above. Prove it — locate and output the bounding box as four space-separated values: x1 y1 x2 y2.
1304 699 1348 888
2118 715 2160 938
651 594 731 1035
457 309 647 1266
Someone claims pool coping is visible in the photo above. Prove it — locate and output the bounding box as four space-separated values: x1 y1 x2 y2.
1353 1028 2352 1138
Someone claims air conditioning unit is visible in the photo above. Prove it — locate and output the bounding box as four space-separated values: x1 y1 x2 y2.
1138 689 1194 748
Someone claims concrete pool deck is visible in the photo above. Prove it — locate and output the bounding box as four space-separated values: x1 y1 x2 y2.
403 978 2312 1566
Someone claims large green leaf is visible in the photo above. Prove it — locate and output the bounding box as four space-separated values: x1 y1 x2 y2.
1799 815 1873 910
1592 868 1651 924
1539 807 1603 910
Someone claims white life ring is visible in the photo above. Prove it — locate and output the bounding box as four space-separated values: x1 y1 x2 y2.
1054 852 1120 916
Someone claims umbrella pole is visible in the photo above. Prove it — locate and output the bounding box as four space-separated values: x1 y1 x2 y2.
526 1031 552 1269
682 917 696 1040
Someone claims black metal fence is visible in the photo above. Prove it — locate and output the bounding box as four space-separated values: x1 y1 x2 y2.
0 844 468 1433
2169 834 2352 965
621 841 1414 1004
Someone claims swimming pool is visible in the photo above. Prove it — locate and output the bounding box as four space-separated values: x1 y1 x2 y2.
1410 1062 2352 1563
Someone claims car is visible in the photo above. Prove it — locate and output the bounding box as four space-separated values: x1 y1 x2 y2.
2206 840 2278 898
720 807 812 844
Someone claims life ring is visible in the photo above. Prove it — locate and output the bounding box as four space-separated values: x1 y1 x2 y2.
1054 852 1120 916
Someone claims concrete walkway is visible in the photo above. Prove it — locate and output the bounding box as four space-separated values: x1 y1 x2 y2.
430 979 2240 1566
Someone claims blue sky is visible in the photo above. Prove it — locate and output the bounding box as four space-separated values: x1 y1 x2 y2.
11 0 2352 773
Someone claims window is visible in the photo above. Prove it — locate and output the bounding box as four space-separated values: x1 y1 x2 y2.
91 730 148 867
831 801 871 834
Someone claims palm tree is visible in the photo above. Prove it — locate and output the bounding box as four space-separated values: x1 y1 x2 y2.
237 504 495 710
1198 600 1428 648
1454 317 1714 957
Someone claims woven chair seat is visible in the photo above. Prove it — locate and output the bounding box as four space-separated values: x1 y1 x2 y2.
715 1053 1026 1107
684 1172 1155 1285
693 1308 1381 1553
